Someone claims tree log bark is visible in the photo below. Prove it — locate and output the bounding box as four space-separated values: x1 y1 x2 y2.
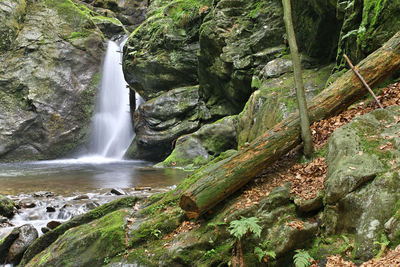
179 31 400 219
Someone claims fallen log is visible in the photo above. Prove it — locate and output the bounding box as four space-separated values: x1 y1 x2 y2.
179 31 400 219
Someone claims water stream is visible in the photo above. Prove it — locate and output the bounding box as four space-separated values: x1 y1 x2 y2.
89 38 134 159
0 39 186 242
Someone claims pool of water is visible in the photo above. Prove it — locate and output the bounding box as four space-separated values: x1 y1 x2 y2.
0 157 188 195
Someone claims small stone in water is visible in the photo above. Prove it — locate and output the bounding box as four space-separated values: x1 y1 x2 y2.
134 186 152 191
73 195 89 200
111 188 126 195
33 191 54 198
46 206 56 212
23 203 36 208
0 216 8 223
47 221 62 229
82 202 100 211
41 227 50 234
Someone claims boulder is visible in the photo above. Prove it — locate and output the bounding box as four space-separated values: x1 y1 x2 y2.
1 224 39 265
0 0 105 161
125 86 211 161
25 209 130 267
159 116 238 169
0 195 15 218
322 106 400 260
92 16 127 39
0 227 19 262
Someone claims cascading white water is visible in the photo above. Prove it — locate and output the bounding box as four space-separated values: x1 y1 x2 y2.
88 38 135 159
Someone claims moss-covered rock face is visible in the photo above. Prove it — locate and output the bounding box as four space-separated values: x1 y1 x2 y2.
198 0 340 115
0 0 26 51
158 116 238 169
335 0 400 69
26 209 130 266
0 0 106 161
237 63 333 148
323 106 400 260
82 0 147 29
122 0 210 100
125 86 211 161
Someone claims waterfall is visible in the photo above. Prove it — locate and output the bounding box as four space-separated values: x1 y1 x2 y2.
87 38 135 159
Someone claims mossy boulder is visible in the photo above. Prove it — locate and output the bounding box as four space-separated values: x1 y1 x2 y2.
159 115 238 169
92 15 127 39
0 0 106 161
125 86 211 161
0 195 15 218
20 196 140 265
82 0 147 28
26 209 130 266
122 0 210 100
323 106 400 260
237 64 333 148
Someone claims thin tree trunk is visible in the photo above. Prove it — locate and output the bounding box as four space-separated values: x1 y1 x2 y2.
179 31 400 219
282 0 313 157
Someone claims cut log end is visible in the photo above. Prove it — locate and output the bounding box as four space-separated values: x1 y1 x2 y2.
179 195 200 219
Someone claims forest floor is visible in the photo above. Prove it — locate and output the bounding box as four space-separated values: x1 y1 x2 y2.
236 82 400 266
172 82 400 265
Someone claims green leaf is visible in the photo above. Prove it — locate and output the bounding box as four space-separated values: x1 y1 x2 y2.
293 249 313 267
228 216 262 240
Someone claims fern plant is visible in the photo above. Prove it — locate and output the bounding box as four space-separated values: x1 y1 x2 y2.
228 217 262 266
254 246 276 263
374 233 390 260
293 249 313 267
228 216 262 240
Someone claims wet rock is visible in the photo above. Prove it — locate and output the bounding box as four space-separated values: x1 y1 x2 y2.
58 204 73 220
0 0 104 161
92 16 127 39
159 116 238 169
46 206 56 212
33 191 54 198
134 187 152 191
82 202 100 211
111 188 126 196
0 215 8 224
41 227 50 234
0 227 19 262
126 86 210 161
47 221 62 229
22 202 36 209
8 224 38 265
0 194 15 218
73 194 90 200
